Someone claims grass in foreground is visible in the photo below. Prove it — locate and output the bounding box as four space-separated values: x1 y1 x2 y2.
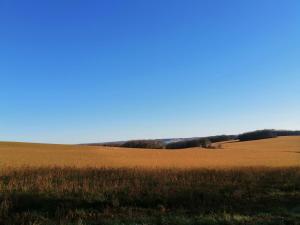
0 167 299 225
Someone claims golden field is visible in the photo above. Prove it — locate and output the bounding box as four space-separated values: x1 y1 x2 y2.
0 136 299 168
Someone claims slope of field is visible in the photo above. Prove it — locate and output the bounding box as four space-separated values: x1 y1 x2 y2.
0 136 299 168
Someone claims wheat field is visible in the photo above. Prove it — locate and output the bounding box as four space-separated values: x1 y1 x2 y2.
0 136 299 168
1 136 300 224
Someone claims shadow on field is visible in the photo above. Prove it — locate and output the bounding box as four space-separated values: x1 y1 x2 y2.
1 167 300 225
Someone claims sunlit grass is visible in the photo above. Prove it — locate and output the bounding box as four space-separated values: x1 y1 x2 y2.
0 136 299 169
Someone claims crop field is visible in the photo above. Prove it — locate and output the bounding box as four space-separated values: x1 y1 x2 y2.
0 167 300 225
0 136 299 224
0 136 299 169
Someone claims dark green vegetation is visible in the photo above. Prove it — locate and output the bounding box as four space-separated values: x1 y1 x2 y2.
165 138 212 149
121 140 164 149
275 130 300 136
0 167 299 225
238 130 278 142
238 129 300 142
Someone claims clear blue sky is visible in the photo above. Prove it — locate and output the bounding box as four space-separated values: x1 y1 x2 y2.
1 0 299 143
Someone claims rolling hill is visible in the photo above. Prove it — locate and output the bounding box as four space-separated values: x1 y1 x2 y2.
0 136 299 168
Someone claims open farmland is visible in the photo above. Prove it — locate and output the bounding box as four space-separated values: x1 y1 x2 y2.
0 136 300 224
0 136 299 169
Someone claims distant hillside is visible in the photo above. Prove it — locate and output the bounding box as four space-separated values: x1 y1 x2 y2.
82 135 237 149
82 129 300 149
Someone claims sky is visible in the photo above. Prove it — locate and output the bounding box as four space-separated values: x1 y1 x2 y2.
0 0 300 144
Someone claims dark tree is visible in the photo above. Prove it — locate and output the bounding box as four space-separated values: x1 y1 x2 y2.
121 140 164 149
166 138 211 149
238 130 277 142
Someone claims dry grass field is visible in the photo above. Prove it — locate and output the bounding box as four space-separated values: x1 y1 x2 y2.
0 136 299 168
0 136 299 224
